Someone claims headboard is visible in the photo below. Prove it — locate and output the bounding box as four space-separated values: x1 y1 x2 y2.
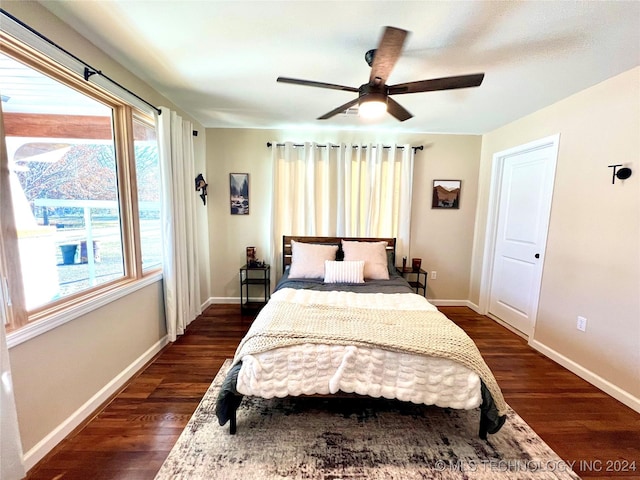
282 236 396 273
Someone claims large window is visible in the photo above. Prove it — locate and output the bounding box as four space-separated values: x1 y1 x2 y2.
1 43 161 332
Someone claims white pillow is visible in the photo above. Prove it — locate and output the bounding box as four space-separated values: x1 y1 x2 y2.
341 240 390 280
288 240 339 279
324 260 365 284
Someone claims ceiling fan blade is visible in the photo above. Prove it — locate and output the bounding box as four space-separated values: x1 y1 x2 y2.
369 26 409 85
317 97 361 120
277 77 359 92
387 97 412 122
388 73 485 95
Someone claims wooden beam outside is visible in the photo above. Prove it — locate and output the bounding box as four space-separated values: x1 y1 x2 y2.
4 112 113 139
4 112 154 141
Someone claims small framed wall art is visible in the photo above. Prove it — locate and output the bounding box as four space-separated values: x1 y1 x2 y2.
432 180 461 209
246 246 256 266
230 173 249 215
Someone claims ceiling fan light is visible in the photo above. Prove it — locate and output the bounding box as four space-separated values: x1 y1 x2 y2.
358 96 387 119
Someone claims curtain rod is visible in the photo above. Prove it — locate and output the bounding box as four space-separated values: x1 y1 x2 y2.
1 9 162 116
267 142 423 153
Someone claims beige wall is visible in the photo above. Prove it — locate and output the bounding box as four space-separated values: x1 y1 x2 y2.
205 128 481 302
10 282 165 450
471 67 640 399
3 1 210 456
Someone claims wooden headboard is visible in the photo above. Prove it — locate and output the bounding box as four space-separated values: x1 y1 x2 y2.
282 236 396 272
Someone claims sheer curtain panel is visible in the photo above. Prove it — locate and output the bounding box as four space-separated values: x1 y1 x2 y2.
0 319 24 480
158 108 201 342
270 142 414 277
0 105 26 480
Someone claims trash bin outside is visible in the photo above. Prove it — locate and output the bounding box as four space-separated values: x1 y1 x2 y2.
60 244 78 265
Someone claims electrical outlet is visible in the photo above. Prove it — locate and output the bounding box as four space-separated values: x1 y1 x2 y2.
576 316 587 332
431 271 437 280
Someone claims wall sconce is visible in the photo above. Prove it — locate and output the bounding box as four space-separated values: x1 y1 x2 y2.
195 173 208 205
608 164 633 184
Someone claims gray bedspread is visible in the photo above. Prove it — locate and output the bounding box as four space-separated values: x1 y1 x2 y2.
275 266 415 294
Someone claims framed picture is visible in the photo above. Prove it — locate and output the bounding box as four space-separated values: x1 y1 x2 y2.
246 246 256 266
432 180 461 209
230 173 249 214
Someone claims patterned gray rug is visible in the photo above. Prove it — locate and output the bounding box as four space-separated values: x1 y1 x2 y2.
155 360 580 479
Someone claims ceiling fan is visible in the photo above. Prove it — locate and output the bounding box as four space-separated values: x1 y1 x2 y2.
277 26 485 122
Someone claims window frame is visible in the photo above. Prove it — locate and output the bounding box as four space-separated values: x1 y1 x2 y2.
2 33 162 343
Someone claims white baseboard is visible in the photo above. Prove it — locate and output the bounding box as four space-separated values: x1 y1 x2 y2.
200 297 214 311
208 296 240 304
466 301 482 314
428 299 474 308
206 296 273 305
529 339 640 414
22 335 170 472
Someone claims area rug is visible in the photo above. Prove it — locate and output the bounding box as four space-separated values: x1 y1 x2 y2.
155 359 580 480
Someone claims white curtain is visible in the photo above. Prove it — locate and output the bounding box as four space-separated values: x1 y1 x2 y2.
0 320 24 480
0 104 26 479
270 142 414 276
157 108 201 342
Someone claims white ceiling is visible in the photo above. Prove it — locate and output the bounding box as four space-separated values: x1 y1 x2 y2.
38 0 640 134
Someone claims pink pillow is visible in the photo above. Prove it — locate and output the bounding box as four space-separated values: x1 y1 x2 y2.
288 240 339 279
341 240 389 280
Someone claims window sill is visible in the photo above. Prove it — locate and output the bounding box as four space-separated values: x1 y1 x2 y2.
7 272 163 349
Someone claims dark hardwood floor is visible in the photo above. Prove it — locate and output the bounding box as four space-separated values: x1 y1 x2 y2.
26 305 640 479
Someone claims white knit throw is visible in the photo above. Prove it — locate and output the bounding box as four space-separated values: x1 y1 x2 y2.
234 299 507 414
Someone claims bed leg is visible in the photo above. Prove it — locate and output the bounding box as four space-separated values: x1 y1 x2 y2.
479 412 489 440
229 410 237 435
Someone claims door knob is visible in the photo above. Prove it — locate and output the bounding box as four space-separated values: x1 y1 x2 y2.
535 253 540 259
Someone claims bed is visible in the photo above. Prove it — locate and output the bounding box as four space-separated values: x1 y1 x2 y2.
216 236 507 439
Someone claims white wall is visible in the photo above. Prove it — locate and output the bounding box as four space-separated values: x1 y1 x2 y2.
471 67 640 406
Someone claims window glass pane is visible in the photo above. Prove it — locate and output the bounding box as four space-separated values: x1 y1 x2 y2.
1 52 125 310
133 117 161 270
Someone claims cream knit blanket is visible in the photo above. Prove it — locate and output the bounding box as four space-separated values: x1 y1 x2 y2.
234 298 507 414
